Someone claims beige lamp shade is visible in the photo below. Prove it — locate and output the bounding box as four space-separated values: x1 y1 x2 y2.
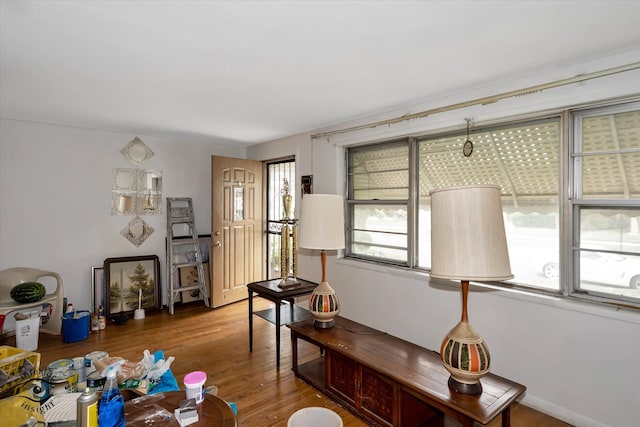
430 185 513 281
298 194 345 250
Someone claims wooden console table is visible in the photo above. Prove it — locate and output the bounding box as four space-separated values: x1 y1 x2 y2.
288 316 525 427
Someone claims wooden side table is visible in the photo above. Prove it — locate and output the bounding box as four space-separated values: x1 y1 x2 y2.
247 278 317 369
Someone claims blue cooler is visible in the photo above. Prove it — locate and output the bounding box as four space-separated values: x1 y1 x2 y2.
62 310 90 343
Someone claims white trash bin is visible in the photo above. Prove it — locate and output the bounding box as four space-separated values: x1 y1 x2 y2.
288 407 343 427
15 313 41 351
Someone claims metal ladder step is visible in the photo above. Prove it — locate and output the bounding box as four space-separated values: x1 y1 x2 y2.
166 197 210 315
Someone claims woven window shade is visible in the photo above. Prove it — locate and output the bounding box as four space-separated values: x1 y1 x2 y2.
351 110 639 206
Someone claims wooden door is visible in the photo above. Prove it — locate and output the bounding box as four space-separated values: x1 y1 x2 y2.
211 156 263 307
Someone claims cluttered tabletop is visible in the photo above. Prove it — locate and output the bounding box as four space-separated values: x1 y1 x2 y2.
0 345 237 426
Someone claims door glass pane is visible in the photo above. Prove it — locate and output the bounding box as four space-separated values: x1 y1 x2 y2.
234 187 244 221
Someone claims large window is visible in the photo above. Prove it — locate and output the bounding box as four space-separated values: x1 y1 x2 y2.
346 99 640 307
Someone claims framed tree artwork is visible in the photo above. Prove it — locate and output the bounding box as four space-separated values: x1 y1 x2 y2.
104 255 160 318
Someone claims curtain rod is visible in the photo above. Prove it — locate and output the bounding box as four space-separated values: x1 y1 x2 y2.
311 62 640 140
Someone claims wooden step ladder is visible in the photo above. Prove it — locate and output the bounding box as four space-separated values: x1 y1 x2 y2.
166 197 210 314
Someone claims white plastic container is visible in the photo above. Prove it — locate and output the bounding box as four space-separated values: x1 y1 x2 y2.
183 371 206 404
288 407 343 427
15 314 40 351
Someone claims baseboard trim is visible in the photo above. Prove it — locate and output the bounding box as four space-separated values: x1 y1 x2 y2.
522 395 609 427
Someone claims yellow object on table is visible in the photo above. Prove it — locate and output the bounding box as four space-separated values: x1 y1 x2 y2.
0 345 41 394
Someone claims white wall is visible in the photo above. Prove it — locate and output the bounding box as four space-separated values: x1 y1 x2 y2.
247 52 640 427
0 119 244 311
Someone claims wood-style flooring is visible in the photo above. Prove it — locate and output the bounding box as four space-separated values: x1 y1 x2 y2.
1 298 573 426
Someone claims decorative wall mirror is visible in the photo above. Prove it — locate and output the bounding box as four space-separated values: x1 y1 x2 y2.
139 170 162 214
112 168 136 191
111 169 162 215
120 216 154 247
121 137 154 166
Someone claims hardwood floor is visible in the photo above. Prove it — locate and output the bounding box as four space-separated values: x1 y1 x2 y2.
1 298 572 426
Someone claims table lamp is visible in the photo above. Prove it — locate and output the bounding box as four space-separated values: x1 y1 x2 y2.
430 185 513 394
298 194 345 328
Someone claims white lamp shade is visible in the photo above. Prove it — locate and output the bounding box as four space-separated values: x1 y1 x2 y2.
299 194 345 250
430 185 513 281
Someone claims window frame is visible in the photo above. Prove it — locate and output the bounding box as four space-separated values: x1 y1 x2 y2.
344 98 640 310
346 139 412 267
568 101 640 305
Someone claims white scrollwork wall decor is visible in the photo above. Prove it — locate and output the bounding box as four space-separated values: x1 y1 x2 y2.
120 216 154 247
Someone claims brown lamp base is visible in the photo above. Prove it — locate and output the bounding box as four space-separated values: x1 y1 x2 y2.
448 377 483 395
313 319 335 329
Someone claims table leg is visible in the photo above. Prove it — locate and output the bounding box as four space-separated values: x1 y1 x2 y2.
502 406 511 427
276 300 281 369
248 290 253 352
291 331 299 372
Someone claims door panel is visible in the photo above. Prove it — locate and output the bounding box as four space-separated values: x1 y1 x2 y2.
211 156 263 307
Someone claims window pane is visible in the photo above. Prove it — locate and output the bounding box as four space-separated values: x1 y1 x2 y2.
352 170 409 199
580 208 640 253
582 110 640 152
417 119 560 291
581 153 640 199
579 109 640 199
577 250 640 298
350 204 407 262
503 199 559 291
349 141 409 200
577 207 640 300
418 120 559 197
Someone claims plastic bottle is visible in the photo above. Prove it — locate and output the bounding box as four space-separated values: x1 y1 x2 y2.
98 361 125 427
77 387 99 427
90 312 99 332
98 306 106 330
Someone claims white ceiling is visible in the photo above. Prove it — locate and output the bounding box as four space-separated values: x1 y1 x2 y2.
2 1 640 147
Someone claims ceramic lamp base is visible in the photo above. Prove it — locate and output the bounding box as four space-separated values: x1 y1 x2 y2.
440 320 490 395
313 318 336 329
309 280 339 329
448 376 483 394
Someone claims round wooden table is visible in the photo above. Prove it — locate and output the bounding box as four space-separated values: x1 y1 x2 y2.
124 391 237 426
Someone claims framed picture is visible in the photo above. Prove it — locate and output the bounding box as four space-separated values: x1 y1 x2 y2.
91 265 105 313
104 255 160 318
179 262 210 303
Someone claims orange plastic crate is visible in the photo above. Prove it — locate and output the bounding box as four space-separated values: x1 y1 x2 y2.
0 345 41 394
